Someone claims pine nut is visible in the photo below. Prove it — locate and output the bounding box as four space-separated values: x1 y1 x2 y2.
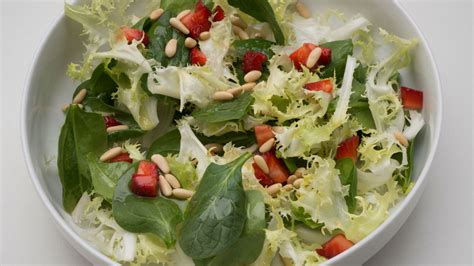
61 103 70 112
394 131 409 147
241 82 257 91
282 184 294 192
99 147 123 162
213 91 234 101
164 174 181 189
205 143 223 154
272 126 284 134
107 125 129 133
293 178 304 188
199 31 211 41
184 37 197 48
170 18 190 35
254 155 269 174
296 1 311 18
244 70 262 83
177 9 191 20
266 183 282 196
172 188 194 200
73 89 87 104
230 14 248 29
165 39 178 58
259 138 275 153
232 25 249 40
294 167 305 178
149 8 164 20
151 154 170 174
306 47 322 69
227 86 243 96
287 174 298 184
159 176 173 197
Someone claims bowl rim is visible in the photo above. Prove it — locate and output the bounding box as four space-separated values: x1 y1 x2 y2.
20 1 442 264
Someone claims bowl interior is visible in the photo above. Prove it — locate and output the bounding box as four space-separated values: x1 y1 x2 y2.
22 0 441 264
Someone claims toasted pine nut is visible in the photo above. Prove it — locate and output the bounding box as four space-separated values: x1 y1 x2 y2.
232 25 249 40
244 70 262 83
272 126 284 134
184 37 197 49
241 82 257 91
230 14 248 29
213 91 234 101
199 31 211 41
73 89 87 104
287 174 299 184
61 103 70 112
254 155 269 174
205 143 223 154
293 178 304 188
172 188 194 200
266 183 282 196
227 86 243 96
149 8 164 20
165 39 178 58
177 9 191 20
394 131 409 147
99 147 123 162
259 138 275 153
282 184 294 192
165 174 181 189
159 176 173 197
306 47 322 69
107 125 129 133
296 1 311 18
151 154 170 174
170 17 190 35
294 167 305 178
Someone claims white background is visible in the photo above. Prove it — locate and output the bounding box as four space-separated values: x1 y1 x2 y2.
1 0 472 265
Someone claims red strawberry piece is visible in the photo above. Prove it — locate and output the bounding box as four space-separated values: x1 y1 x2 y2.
304 79 334 93
318 47 332 66
289 43 318 71
103 116 122 128
190 47 207 66
335 136 360 162
130 174 158 197
400 86 423 110
180 0 212 39
252 162 275 186
213 5 225 22
109 152 133 163
254 125 275 147
316 234 354 259
121 27 149 46
242 51 268 73
261 151 290 184
136 161 158 178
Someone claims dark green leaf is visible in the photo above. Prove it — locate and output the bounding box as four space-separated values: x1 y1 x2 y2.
57 105 108 212
132 17 153 31
335 158 357 213
179 153 252 259
292 206 323 229
112 166 183 247
319 40 354 82
228 0 285 44
197 131 256 147
147 128 181 158
232 39 275 59
283 157 298 173
354 64 368 84
87 154 130 202
349 79 375 129
192 92 254 123
161 0 213 13
107 128 145 143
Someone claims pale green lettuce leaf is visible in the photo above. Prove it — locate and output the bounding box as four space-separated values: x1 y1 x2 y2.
122 140 145 161
403 110 425 140
166 155 198 190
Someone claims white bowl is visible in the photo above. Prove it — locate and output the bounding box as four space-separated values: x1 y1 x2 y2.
21 0 442 265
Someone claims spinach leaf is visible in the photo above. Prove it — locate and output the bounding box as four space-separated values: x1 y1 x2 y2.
292 206 323 229
192 92 254 123
112 166 183 247
57 105 108 212
108 128 146 143
232 39 275 59
133 17 153 32
228 0 285 44
396 138 415 192
349 79 375 129
335 158 357 213
197 131 256 147
147 128 181 158
283 157 298 174
354 64 368 84
319 40 354 82
87 154 130 202
179 153 252 259
161 0 213 13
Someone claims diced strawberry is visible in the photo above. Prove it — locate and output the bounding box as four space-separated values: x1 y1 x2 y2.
190 47 207 66
261 151 290 184
180 0 212 39
136 161 158 178
289 43 318 71
316 234 354 259
130 174 158 197
401 86 423 110
252 162 275 186
103 116 122 128
255 125 275 146
335 136 360 162
109 152 133 163
242 51 268 73
121 27 149 46
212 5 225 22
304 79 334 93
319 47 332 66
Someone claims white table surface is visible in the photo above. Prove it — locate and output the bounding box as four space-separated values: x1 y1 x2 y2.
1 0 472 265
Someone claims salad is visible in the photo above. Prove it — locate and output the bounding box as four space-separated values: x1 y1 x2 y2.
58 0 425 264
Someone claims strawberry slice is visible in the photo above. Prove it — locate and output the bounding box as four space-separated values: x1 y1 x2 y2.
401 86 423 110
319 47 332 66
316 234 354 259
242 51 268 73
304 79 334 93
136 161 158 178
130 174 158 197
289 43 317 71
121 27 149 46
109 152 133 163
103 116 122 128
180 0 212 39
255 125 275 146
335 136 360 162
261 151 290 184
213 5 225 22
252 163 275 186
190 47 207 66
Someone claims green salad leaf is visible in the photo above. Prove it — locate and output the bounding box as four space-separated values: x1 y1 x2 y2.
147 129 181 158
335 158 358 213
232 39 275 59
87 154 130 202
319 39 354 81
192 92 254 124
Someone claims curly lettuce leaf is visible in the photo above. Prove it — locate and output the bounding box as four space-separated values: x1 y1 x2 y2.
177 119 211 179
